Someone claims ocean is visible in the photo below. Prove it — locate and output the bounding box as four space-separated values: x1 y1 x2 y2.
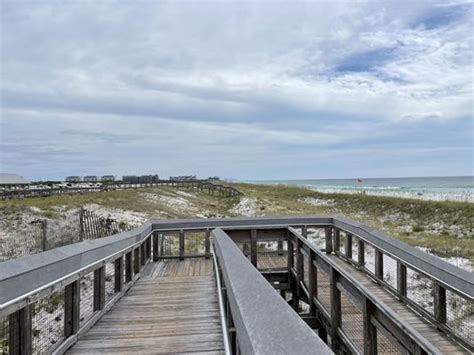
255 176 474 202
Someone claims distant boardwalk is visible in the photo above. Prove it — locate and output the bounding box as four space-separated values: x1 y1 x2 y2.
0 180 242 200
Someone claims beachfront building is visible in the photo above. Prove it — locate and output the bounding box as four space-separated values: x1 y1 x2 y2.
101 175 115 182
65 176 81 183
170 175 197 181
0 173 30 189
83 176 98 182
122 174 160 184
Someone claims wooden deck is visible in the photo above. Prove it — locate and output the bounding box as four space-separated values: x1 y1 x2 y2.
67 256 468 354
67 259 224 354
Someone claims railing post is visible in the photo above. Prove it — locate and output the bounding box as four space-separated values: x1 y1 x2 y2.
153 231 159 262
302 225 308 239
375 249 383 280
134 248 140 274
205 229 211 259
146 236 151 260
179 230 185 260
41 220 48 252
345 233 352 259
79 206 84 241
325 226 333 253
9 305 32 355
334 228 340 253
250 229 257 267
64 280 80 337
287 233 294 270
308 250 317 316
277 240 284 255
125 251 132 282
93 266 105 311
295 238 304 304
114 256 123 293
397 262 407 298
434 283 447 324
363 297 377 355
140 242 146 266
358 240 365 268
160 233 165 257
329 267 341 351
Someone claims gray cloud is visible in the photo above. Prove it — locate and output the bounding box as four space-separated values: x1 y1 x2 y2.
1 1 472 180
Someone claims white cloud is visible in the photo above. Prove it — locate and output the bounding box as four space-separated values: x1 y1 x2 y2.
1 1 472 179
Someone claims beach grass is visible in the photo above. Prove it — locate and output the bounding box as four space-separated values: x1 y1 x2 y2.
1 182 472 260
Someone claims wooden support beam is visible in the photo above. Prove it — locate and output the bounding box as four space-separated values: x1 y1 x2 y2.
41 220 48 252
250 229 257 267
363 298 377 355
358 240 365 268
146 236 151 260
133 248 140 275
334 228 340 253
79 206 84 241
205 229 211 259
179 230 185 260
277 240 284 255
397 262 407 297
64 280 80 337
375 249 384 280
329 267 341 351
8 305 32 355
295 239 304 302
125 251 132 282
287 235 294 270
434 284 447 324
152 232 159 262
160 233 165 256
140 243 146 266
308 250 317 316
93 266 105 311
302 225 308 239
114 256 123 293
345 233 353 259
325 227 333 253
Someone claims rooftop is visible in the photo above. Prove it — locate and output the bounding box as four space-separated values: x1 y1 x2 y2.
0 173 30 185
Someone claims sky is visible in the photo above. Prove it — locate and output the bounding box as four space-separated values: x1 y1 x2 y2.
0 0 473 181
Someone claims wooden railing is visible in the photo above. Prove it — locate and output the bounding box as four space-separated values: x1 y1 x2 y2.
0 216 471 354
286 226 439 354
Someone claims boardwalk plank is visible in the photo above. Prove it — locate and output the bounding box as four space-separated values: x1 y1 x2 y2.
67 259 222 354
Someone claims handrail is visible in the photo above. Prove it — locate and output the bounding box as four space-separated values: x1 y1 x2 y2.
333 216 474 298
211 242 232 355
211 228 332 354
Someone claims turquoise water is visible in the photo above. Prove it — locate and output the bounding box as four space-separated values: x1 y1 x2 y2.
254 176 474 202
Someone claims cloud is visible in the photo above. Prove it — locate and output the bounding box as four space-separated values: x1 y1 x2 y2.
1 1 472 179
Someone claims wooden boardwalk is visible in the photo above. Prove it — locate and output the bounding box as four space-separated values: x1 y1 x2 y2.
67 256 467 354
67 259 224 354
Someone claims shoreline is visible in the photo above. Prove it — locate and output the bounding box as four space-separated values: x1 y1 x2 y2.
306 186 473 203
244 182 473 203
